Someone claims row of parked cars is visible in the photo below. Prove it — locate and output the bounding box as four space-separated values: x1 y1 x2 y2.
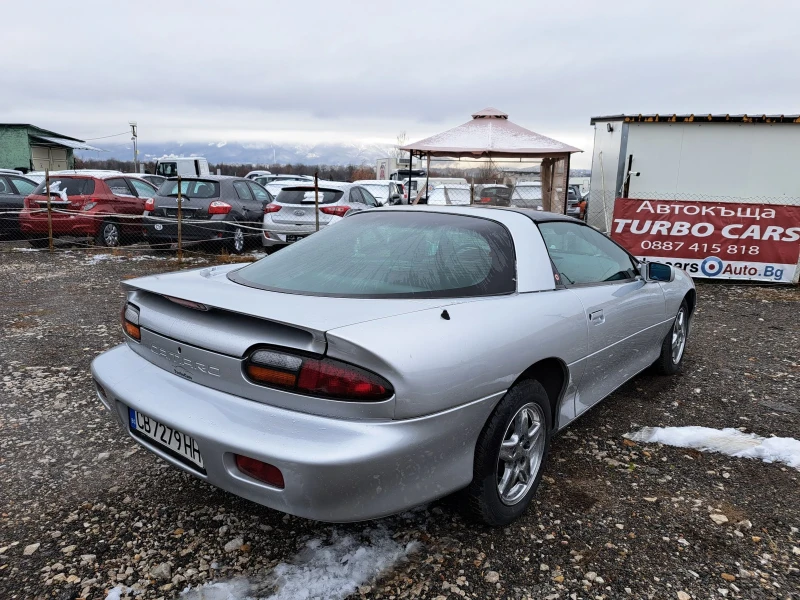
0 167 586 253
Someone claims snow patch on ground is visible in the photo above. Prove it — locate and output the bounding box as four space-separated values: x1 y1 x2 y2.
627 426 800 470
180 527 418 600
104 585 130 600
83 253 171 265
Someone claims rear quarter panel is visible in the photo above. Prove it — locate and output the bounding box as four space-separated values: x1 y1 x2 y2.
325 290 588 419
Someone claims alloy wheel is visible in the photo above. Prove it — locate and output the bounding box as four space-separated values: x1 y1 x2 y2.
671 308 687 364
496 402 546 506
103 223 119 247
233 228 244 253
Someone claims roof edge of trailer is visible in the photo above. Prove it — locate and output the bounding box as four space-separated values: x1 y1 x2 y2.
589 114 800 125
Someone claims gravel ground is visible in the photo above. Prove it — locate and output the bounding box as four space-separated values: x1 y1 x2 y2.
0 247 798 600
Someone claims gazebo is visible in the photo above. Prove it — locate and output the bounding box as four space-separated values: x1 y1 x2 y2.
400 108 581 212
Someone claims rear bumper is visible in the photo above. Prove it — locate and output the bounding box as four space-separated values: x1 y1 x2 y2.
19 209 99 236
91 344 501 522
142 216 233 242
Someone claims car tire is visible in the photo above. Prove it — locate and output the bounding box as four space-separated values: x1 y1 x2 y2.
226 224 246 255
653 300 690 375
462 379 552 527
96 220 121 247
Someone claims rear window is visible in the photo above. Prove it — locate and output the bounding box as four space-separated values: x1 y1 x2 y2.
276 188 343 205
229 212 516 299
32 178 95 197
158 179 219 198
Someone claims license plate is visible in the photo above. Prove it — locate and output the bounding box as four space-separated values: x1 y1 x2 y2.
286 234 305 243
128 408 204 469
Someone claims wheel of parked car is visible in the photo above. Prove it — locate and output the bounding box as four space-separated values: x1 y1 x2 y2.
227 224 246 254
653 300 689 375
96 220 121 247
462 379 552 526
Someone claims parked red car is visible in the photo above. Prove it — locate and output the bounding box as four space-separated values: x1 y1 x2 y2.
19 173 157 248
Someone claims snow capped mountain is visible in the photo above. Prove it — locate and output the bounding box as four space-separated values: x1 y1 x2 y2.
79 140 393 166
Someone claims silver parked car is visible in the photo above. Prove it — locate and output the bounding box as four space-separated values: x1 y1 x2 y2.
352 180 404 205
262 183 380 249
92 207 695 525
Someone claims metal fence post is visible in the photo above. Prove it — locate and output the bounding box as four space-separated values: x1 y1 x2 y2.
45 169 53 252
177 175 183 263
470 181 475 205
314 171 320 232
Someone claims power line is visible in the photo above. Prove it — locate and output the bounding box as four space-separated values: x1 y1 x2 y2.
84 131 131 141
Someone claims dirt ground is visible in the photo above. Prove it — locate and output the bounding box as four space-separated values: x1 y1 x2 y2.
0 247 798 600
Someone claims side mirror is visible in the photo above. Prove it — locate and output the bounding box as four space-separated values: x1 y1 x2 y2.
645 261 673 282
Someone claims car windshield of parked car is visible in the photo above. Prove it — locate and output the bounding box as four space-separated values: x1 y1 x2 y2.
510 185 543 209
275 188 343 205
230 212 516 298
158 179 220 198
32 178 94 197
360 184 390 200
428 186 471 205
156 162 178 177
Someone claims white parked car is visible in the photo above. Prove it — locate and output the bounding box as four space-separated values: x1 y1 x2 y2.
352 180 403 205
262 183 379 249
245 170 272 180
425 184 472 206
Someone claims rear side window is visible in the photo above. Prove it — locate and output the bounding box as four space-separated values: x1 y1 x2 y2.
233 181 254 200
0 178 12 194
10 177 36 195
248 182 271 202
106 178 134 197
32 178 95 196
276 188 343 205
158 179 220 198
230 212 516 299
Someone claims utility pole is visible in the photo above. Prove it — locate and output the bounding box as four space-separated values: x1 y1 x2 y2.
129 121 139 172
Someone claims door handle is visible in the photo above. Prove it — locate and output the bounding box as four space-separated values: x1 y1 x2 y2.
589 309 605 324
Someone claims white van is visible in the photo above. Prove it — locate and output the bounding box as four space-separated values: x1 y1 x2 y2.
155 157 210 178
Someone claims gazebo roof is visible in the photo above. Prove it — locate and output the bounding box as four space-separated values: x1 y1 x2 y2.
401 108 581 159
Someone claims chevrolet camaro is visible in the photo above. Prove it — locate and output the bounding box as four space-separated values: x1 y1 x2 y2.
91 206 695 526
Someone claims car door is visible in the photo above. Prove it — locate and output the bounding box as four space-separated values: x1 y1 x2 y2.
0 176 23 236
538 221 666 414
232 181 258 222
247 181 273 224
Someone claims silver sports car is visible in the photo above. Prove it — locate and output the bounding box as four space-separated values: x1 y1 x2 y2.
92 206 695 526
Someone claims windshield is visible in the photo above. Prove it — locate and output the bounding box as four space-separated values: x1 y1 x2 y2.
32 178 94 197
275 188 343 205
156 162 178 177
428 187 471 205
361 184 390 198
230 212 516 299
158 179 220 198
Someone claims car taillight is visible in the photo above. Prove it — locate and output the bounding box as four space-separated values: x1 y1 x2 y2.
208 201 232 215
83 201 98 211
244 349 392 401
479 197 492 204
319 205 351 217
144 198 155 211
264 203 281 213
121 302 141 341
235 455 284 488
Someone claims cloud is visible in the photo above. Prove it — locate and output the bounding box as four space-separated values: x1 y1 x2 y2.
5 0 800 168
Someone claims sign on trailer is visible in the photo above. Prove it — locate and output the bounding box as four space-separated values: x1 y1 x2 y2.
611 198 800 283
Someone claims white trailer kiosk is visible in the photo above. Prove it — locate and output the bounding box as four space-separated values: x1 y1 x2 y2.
588 113 800 283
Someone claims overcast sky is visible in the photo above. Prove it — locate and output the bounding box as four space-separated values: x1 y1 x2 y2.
5 0 800 168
